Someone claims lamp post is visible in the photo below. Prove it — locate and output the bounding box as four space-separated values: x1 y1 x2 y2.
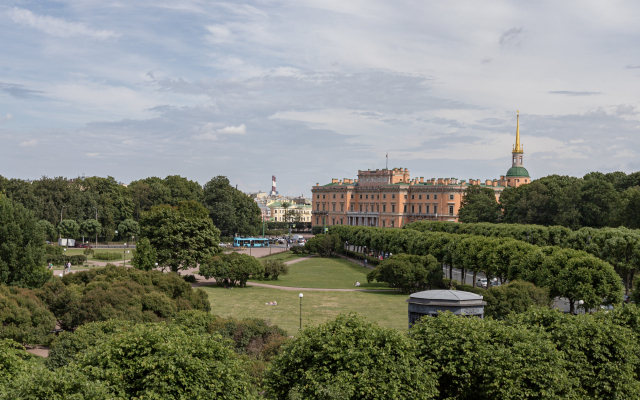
299 293 303 329
59 206 66 239
62 248 66 275
576 299 584 315
155 262 158 271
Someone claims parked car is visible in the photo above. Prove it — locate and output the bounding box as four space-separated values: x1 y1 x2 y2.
476 278 488 288
78 243 91 248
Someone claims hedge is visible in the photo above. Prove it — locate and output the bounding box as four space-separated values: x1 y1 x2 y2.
45 255 87 266
93 252 122 261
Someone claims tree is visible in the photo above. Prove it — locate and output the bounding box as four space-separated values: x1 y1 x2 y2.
202 176 262 236
458 185 501 223
304 234 342 257
264 314 438 400
0 196 50 288
411 312 571 400
79 219 101 246
0 285 56 345
139 202 221 272
262 259 289 280
367 254 443 293
57 219 79 239
36 220 56 242
198 252 264 287
483 280 551 319
117 218 140 243
75 323 255 399
131 237 157 271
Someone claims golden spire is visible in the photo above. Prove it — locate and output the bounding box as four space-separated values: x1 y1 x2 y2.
513 110 523 153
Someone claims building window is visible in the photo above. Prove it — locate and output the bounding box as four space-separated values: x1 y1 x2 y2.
449 205 454 215
392 204 396 212
332 218 335 225
340 218 343 225
383 194 386 199
426 194 430 199
332 204 336 211
323 194 325 199
316 195 319 199
411 194 415 200
418 205 422 214
316 203 320 211
392 194 396 199
316 217 319 224
340 204 344 211
404 205 407 213
425 205 429 214
383 204 386 212
449 194 454 200
411 205 415 213
418 195 422 199
360 194 363 199
382 220 386 227
341 194 344 198
377 204 379 212
434 205 438 214
390 220 394 227
359 204 363 212
404 195 407 199
377 195 379 199
333 194 336 199
434 194 438 200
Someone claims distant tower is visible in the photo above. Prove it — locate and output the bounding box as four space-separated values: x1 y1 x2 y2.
269 176 278 195
505 111 531 187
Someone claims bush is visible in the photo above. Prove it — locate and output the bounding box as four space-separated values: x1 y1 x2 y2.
0 338 37 380
265 314 437 400
0 285 56 346
366 254 444 293
483 280 551 319
262 260 289 280
311 225 325 235
304 234 341 257
411 312 572 400
220 236 234 243
75 323 255 399
182 274 197 283
207 316 288 359
290 245 307 255
37 265 210 330
93 252 122 261
44 246 63 256
198 252 264 287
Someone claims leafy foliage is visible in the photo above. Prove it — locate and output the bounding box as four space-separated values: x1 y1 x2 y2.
37 265 210 330
0 196 50 288
458 185 501 223
140 201 221 272
75 323 255 399
131 236 157 271
262 259 289 280
117 218 139 241
483 280 551 319
57 219 80 239
199 252 264 287
411 312 571 400
265 314 438 400
37 220 56 242
202 176 263 236
304 233 342 257
367 254 443 293
0 285 56 345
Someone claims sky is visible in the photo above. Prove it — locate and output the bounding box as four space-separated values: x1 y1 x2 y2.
1 1 640 196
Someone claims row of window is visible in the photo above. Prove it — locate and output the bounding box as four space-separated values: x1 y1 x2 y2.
316 193 456 200
315 202 455 215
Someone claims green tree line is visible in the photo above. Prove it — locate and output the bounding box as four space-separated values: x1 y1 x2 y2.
460 171 640 228
329 225 623 313
0 174 262 240
406 220 640 294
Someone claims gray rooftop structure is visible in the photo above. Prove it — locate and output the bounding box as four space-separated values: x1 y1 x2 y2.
406 290 486 328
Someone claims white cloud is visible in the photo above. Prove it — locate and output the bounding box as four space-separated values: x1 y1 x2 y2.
206 25 232 43
217 124 246 134
0 113 12 124
86 153 99 158
19 139 37 147
193 123 246 140
8 8 118 39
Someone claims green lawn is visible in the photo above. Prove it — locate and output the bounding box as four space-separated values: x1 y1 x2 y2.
256 257 388 289
59 247 133 260
258 252 304 263
200 285 408 334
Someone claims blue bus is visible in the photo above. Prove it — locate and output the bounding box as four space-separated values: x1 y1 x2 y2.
233 237 270 247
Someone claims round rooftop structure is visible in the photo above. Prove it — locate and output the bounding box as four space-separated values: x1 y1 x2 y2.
406 290 486 328
506 166 530 177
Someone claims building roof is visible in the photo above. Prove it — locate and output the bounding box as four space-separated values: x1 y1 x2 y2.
409 290 483 301
506 166 530 178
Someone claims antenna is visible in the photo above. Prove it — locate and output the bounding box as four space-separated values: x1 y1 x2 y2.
386 153 388 170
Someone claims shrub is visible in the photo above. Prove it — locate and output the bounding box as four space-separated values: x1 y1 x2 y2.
182 274 197 283
93 252 122 261
265 314 437 400
75 323 255 399
366 254 443 293
44 246 63 256
411 312 572 400
0 339 35 380
198 252 264 287
304 234 341 257
262 260 289 280
483 280 551 319
0 285 56 346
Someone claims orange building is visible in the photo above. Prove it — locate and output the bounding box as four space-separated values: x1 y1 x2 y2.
311 112 531 228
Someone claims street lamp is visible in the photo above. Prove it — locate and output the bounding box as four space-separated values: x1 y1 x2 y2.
93 207 98 246
123 244 128 267
59 206 66 239
62 248 67 275
576 299 584 315
155 262 158 270
299 293 303 329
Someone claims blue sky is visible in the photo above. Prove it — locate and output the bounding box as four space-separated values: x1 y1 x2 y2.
1 1 640 195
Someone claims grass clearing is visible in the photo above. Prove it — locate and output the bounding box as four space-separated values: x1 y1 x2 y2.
257 256 388 290
200 285 407 333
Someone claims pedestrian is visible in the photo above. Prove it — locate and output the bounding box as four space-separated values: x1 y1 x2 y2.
364 259 368 267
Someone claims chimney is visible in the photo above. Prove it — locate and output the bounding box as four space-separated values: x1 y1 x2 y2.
486 180 491 185
332 179 338 183
420 177 424 183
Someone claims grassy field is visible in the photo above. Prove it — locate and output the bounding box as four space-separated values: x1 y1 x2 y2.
201 285 407 333
258 257 388 289
258 252 304 262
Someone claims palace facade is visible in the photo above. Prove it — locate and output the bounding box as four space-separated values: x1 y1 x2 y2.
311 112 531 228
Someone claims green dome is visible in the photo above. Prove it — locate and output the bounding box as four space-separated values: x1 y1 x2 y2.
506 166 530 178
